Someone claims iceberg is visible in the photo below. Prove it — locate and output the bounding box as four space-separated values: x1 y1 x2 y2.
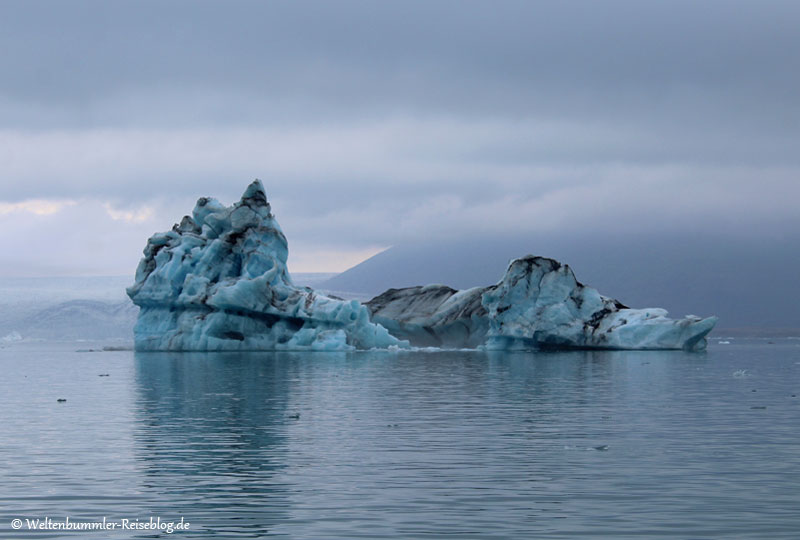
129 180 716 352
1 330 23 343
127 181 405 351
367 256 717 351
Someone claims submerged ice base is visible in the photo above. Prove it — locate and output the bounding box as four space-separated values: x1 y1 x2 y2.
127 181 404 351
367 256 717 351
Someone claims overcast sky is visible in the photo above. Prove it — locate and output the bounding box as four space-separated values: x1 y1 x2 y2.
1 0 798 276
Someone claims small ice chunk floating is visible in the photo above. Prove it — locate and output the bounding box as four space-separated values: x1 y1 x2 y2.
128 181 717 351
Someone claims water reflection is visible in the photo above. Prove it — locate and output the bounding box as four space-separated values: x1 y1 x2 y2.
133 351 339 537
2 342 798 538
124 346 783 539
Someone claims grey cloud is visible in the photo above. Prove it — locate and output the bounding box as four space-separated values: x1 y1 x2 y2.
1 0 798 125
1 0 799 276
2 118 799 196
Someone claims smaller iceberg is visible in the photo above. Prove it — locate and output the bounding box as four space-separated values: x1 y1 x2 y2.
1 331 23 343
127 181 404 351
367 256 717 351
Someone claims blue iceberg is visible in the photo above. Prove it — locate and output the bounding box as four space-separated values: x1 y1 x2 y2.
127 181 404 351
129 181 716 352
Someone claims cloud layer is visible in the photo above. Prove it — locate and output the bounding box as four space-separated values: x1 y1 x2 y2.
1 1 798 275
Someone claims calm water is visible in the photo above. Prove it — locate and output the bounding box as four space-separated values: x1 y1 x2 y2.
0 340 798 539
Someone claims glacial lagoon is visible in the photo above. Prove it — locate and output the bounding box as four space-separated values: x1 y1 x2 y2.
1 339 799 538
